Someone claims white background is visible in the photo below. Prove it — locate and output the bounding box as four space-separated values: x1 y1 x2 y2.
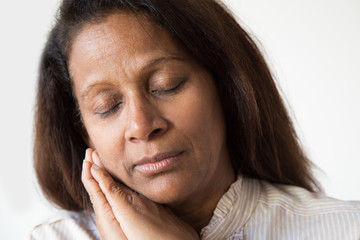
0 0 359 239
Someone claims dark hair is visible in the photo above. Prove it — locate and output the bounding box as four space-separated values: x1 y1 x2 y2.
34 0 320 211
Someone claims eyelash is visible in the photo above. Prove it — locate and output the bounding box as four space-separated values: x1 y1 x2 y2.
98 102 122 118
152 79 185 95
97 80 186 119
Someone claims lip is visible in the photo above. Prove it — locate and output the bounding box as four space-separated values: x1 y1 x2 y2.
134 150 184 176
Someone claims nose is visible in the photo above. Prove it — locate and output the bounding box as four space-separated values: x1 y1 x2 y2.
124 96 168 142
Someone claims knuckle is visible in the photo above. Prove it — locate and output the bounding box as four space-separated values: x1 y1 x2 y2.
126 194 134 204
108 183 134 205
110 183 121 193
126 194 134 205
108 183 127 198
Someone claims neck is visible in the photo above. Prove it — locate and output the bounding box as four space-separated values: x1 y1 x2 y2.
169 170 236 233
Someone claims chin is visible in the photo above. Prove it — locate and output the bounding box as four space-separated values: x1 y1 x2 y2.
135 171 196 205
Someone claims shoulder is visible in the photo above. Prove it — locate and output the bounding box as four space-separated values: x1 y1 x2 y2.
30 210 100 240
258 180 360 215
249 179 360 238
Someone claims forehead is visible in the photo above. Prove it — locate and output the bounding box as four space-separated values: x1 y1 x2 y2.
69 12 184 68
68 12 191 91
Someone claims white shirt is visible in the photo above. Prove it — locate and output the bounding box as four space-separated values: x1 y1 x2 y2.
31 176 360 239
201 176 360 239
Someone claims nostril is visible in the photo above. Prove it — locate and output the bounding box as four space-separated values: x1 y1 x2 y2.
152 128 162 135
148 128 163 140
129 128 163 142
149 128 162 138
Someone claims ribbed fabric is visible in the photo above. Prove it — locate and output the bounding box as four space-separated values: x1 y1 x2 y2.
200 176 360 240
31 176 360 240
31 211 100 240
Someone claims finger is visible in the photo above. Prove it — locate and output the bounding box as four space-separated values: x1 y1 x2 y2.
91 150 104 168
90 153 198 240
82 149 111 215
82 148 127 239
90 152 134 220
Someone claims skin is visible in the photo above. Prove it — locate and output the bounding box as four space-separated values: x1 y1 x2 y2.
72 12 235 238
83 149 200 239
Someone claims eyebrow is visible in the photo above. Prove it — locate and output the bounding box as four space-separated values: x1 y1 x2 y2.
81 83 115 99
140 56 185 72
80 56 185 100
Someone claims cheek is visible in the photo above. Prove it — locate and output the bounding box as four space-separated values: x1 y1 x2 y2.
86 119 127 168
169 86 225 156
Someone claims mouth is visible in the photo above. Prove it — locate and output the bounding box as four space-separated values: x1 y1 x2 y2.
134 150 184 176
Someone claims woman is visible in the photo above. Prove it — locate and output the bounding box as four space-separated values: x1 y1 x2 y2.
32 0 360 239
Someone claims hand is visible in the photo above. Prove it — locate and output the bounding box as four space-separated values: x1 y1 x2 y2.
81 148 199 240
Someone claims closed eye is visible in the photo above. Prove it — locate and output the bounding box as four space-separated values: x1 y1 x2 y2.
96 102 122 118
152 79 186 95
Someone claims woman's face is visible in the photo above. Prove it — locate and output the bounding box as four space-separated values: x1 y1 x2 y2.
70 13 234 205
